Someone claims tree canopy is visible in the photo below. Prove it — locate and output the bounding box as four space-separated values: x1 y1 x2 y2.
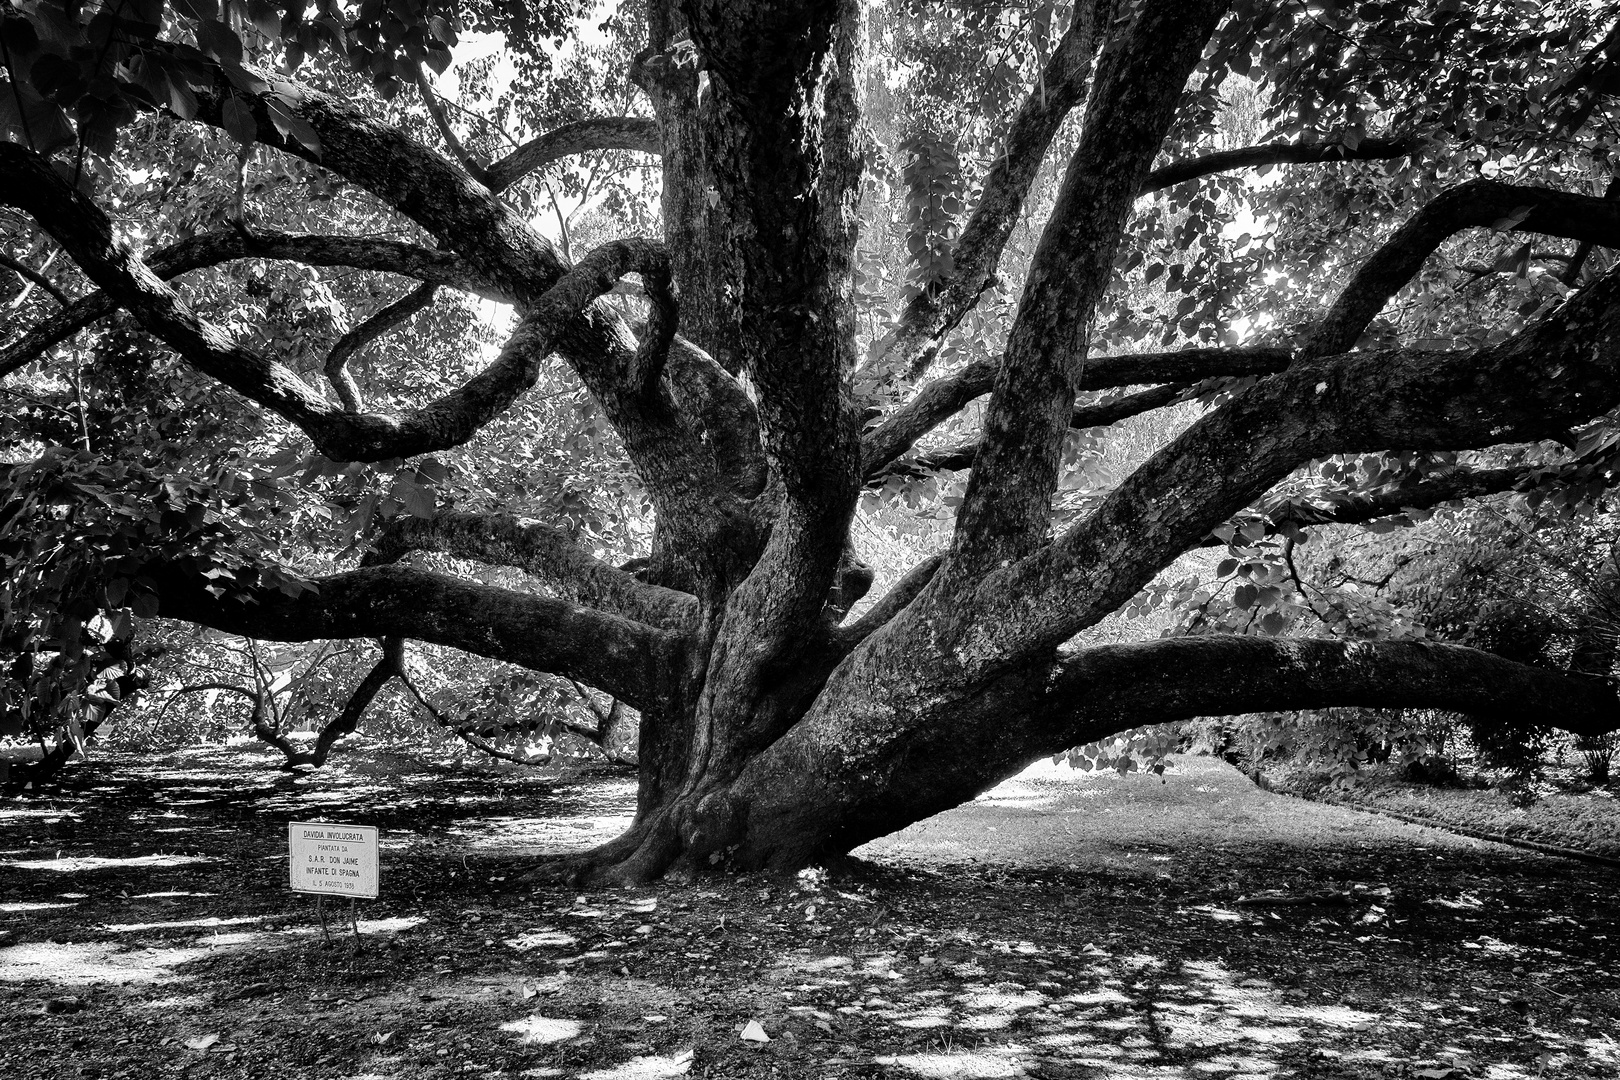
4 0 1620 880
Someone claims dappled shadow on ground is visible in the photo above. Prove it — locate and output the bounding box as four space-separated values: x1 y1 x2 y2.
0 748 1616 1080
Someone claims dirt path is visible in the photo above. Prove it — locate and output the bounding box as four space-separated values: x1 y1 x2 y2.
2 747 1617 1080
861 756 1518 870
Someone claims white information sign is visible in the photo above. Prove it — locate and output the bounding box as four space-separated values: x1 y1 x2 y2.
288 822 379 899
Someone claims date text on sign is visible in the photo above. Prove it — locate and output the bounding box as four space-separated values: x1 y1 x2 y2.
288 822 379 899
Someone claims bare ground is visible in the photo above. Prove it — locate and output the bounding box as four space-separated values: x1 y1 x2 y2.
1 747 1616 1080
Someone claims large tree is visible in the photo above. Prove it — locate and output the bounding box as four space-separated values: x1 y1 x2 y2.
5 0 1620 878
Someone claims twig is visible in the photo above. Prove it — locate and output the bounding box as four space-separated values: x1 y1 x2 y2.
413 65 494 187
395 654 535 764
0 250 69 305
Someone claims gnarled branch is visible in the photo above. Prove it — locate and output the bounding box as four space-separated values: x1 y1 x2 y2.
149 562 679 711
0 229 490 380
325 281 438 412
859 346 1290 478
365 510 698 631
1307 178 1620 358
0 150 667 462
181 64 747 538
965 267 1620 667
485 117 660 194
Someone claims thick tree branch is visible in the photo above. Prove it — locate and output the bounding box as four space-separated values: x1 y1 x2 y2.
0 152 666 461
150 563 677 712
964 267 1620 667
1042 637 1620 743
1308 178 1620 357
950 0 1230 577
859 346 1290 478
630 253 676 396
1141 136 1422 194
832 554 942 646
324 281 438 412
874 382 1193 482
1562 175 1620 286
875 8 1100 378
0 229 491 380
364 510 698 630
180 66 747 547
1254 462 1574 535
729 626 1620 869
485 117 660 194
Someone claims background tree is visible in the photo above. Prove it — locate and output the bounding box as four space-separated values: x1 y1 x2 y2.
4 0 1620 880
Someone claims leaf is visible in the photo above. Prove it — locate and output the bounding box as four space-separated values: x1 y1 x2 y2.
244 0 282 39
128 589 159 620
266 97 321 155
28 53 87 104
0 78 76 152
221 92 256 146
167 77 199 120
401 483 435 519
739 1019 770 1043
1491 205 1534 231
195 19 243 64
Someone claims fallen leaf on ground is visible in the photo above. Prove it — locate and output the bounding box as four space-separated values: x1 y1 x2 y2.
739 1019 770 1043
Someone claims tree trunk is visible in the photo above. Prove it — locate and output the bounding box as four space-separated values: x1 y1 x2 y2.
15 0 1620 885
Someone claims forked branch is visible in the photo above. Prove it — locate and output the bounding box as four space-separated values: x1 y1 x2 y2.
0 249 68 305
0 229 487 380
875 5 1100 377
0 148 668 462
860 346 1290 478
965 268 1620 665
